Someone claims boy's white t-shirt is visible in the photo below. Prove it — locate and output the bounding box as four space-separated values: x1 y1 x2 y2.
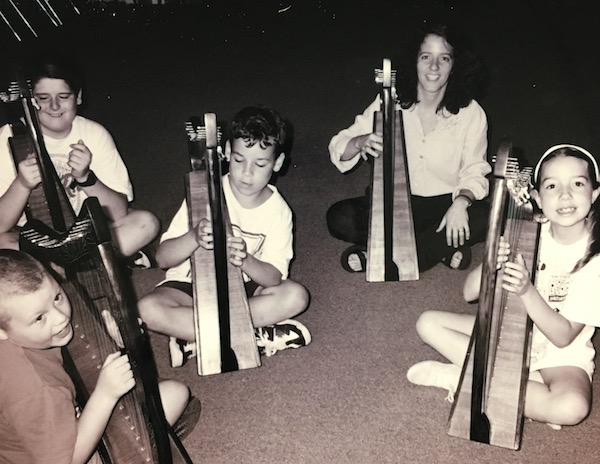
161 174 293 283
0 116 133 225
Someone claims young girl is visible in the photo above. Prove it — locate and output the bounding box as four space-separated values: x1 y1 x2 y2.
407 144 600 429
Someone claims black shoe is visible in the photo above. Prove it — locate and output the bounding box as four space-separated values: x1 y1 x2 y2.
173 396 201 441
255 319 311 357
168 337 197 368
126 249 154 270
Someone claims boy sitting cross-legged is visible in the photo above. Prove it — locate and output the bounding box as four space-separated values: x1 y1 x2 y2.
0 249 199 464
138 105 311 364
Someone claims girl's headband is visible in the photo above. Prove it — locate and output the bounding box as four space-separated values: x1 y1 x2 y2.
533 144 599 183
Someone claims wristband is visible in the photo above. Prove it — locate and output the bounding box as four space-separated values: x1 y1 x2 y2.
455 194 473 207
69 170 97 189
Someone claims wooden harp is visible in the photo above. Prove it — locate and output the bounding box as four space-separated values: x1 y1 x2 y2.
185 113 261 376
7 76 192 463
447 139 539 450
367 58 418 282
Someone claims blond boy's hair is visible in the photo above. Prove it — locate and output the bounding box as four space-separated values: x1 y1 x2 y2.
0 250 47 329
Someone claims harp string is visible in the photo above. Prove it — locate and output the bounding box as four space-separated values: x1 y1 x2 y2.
9 75 160 462
75 248 153 458
484 194 526 403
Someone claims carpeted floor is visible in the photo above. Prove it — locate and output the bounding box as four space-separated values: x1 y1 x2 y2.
2 1 600 463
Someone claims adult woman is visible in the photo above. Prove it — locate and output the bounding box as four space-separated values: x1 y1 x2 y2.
327 23 490 273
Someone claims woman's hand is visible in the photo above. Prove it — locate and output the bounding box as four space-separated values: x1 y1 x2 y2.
354 133 383 160
436 199 470 248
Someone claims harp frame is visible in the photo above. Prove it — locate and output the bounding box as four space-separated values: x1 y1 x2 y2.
6 75 192 463
366 58 419 282
447 139 540 450
185 113 261 376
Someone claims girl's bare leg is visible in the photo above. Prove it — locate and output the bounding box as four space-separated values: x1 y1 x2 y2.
525 366 591 426
415 310 475 365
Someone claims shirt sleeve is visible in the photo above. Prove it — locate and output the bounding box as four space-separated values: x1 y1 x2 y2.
160 200 189 243
452 101 490 200
81 118 134 202
256 196 293 280
328 97 380 173
0 124 17 199
160 200 194 283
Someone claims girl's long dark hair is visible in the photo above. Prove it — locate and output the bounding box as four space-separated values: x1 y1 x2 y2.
574 195 600 272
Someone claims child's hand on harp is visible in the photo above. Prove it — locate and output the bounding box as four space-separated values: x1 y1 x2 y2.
195 218 214 250
96 351 136 401
501 253 532 296
68 139 92 181
497 237 532 295
227 236 248 267
496 236 511 269
16 154 41 190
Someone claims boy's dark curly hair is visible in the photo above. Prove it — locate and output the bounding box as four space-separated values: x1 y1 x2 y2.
395 22 487 114
229 106 288 155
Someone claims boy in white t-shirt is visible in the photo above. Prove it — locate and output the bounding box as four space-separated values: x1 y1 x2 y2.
138 106 311 364
0 52 158 268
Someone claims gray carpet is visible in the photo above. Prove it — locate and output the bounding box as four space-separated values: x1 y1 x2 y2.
3 1 600 463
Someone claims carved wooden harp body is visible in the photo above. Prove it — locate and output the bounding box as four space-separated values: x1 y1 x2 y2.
185 113 260 376
367 58 419 282
7 77 191 463
447 139 540 450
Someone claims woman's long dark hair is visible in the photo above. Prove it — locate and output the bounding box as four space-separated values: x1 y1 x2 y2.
395 23 487 114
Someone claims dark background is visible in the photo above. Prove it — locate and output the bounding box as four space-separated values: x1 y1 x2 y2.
2 1 600 463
